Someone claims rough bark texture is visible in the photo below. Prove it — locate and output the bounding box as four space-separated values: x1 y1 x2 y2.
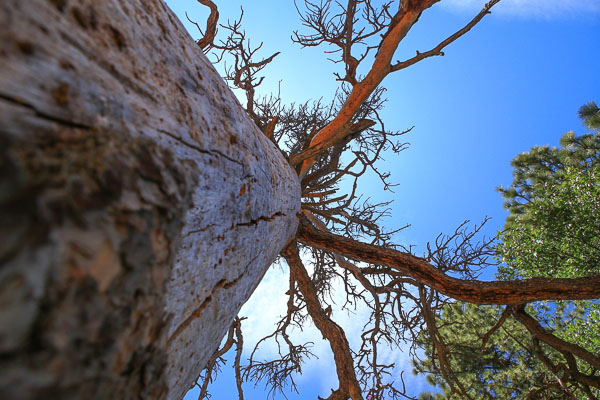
0 1 300 399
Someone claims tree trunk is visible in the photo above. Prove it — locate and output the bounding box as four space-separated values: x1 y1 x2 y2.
0 1 300 399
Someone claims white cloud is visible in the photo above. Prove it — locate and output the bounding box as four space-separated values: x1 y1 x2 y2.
238 259 427 397
238 261 339 394
442 0 600 18
238 262 290 355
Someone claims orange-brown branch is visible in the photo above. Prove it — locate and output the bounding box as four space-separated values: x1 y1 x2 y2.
281 242 364 400
290 0 502 176
296 216 600 305
194 0 219 49
291 1 434 174
390 0 500 72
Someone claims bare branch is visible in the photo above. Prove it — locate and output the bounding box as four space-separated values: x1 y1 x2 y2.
419 286 473 399
510 305 600 370
197 320 238 399
282 241 364 400
390 0 501 72
481 306 510 349
297 215 600 304
233 318 245 400
191 0 220 50
294 1 437 175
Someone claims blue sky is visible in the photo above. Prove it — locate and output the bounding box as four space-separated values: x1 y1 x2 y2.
164 0 600 398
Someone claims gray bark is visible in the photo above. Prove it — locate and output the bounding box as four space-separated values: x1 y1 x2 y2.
0 1 300 399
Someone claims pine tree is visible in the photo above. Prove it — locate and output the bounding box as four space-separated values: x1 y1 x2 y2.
414 104 600 399
414 302 598 399
497 102 600 279
579 101 600 130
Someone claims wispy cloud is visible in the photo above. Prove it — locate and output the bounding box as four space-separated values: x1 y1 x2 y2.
239 259 428 397
442 0 600 19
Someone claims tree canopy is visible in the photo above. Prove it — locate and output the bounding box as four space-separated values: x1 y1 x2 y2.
414 106 600 399
497 130 600 279
414 301 600 399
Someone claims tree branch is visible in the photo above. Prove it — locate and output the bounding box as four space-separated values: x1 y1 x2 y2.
510 305 600 370
292 1 436 175
481 306 510 349
192 0 219 49
296 215 600 304
390 0 500 72
281 241 364 400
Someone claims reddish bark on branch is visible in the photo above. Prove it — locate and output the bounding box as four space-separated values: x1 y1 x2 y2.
296 216 600 305
281 242 364 400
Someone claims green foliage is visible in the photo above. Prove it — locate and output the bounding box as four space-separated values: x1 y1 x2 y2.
551 300 600 355
497 130 600 221
497 101 600 280
496 102 600 353
412 302 594 399
414 103 600 399
579 101 600 130
497 165 600 279
496 104 600 394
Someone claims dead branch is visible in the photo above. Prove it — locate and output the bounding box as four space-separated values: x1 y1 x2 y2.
481 306 510 349
390 0 501 72
297 215 600 304
291 0 500 175
190 0 219 50
282 241 364 400
510 305 600 370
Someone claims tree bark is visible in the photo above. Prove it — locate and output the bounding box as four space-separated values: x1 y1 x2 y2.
0 1 300 399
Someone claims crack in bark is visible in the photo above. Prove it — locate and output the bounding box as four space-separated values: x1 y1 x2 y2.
167 255 259 345
167 276 242 345
182 224 216 238
183 212 287 238
159 129 243 167
0 92 92 130
232 212 285 228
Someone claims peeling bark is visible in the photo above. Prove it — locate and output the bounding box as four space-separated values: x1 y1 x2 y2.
0 1 299 399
